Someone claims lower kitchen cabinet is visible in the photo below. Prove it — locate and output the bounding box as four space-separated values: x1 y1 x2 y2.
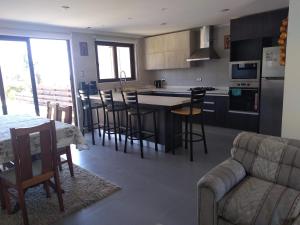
227 112 259 132
194 95 229 128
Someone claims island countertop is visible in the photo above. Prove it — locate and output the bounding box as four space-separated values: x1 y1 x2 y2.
89 93 190 107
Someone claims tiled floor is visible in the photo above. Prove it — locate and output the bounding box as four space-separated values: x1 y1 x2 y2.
55 126 241 225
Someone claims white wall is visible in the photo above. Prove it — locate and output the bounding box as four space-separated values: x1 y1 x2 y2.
281 0 300 139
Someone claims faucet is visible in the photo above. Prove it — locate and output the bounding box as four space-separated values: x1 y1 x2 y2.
119 70 127 91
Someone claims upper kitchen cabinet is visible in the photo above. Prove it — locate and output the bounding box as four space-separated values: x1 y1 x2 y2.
230 8 288 62
144 30 193 70
230 8 289 41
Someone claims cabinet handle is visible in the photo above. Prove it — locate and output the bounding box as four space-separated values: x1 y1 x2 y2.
203 109 215 113
204 101 215 105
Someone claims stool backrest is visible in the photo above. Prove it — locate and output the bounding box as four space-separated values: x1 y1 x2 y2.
190 87 206 114
121 91 139 112
57 105 72 124
78 89 91 108
99 90 114 109
10 120 58 185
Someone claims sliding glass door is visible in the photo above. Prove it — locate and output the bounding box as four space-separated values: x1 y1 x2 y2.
0 37 38 115
0 36 76 122
30 39 73 118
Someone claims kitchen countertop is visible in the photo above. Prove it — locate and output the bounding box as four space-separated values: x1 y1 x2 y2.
89 93 190 107
143 86 229 96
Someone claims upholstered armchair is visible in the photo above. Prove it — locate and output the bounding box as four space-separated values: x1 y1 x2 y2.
198 132 300 225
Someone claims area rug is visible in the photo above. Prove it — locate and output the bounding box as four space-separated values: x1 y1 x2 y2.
0 164 120 225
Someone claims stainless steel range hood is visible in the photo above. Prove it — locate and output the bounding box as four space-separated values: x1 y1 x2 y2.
186 26 219 62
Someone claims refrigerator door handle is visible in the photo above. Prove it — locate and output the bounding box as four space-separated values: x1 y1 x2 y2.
263 77 285 81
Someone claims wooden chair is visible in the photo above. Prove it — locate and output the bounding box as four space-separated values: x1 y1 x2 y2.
56 105 74 177
47 101 59 120
0 121 64 225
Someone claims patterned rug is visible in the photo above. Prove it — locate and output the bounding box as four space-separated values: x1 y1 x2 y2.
0 164 120 225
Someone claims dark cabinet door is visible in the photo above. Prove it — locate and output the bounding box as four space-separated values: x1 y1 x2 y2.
231 14 264 41
262 9 289 38
231 8 288 41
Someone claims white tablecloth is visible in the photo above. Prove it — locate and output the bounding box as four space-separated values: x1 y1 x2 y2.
0 115 86 164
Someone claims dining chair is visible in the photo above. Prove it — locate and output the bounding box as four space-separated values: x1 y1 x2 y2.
171 87 208 161
56 105 74 177
47 101 59 120
121 91 158 158
0 120 64 225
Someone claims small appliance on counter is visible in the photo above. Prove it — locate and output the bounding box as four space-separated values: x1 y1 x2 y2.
259 46 285 136
154 79 165 89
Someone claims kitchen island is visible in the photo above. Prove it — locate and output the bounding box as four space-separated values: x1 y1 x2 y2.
90 93 190 152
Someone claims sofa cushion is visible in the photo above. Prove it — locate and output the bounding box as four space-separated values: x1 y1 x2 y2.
231 132 300 191
218 176 300 225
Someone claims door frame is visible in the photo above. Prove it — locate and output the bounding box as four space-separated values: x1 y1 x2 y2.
0 66 7 114
0 35 39 115
66 40 78 125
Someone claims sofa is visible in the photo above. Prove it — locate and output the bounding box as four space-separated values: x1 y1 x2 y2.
197 132 300 225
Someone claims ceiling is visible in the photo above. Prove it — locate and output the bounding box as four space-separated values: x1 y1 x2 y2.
0 0 289 36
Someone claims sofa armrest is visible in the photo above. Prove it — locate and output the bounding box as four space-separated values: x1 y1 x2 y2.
197 159 246 225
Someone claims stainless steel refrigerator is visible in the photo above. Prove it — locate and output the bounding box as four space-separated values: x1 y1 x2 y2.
259 47 285 136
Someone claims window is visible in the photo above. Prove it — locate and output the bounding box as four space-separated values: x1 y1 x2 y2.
95 41 136 82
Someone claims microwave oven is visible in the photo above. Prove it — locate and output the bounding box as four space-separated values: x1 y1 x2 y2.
229 60 261 82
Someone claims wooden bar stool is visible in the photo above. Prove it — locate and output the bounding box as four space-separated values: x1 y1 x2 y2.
122 91 158 158
78 89 103 145
171 88 208 161
56 105 74 177
99 90 128 151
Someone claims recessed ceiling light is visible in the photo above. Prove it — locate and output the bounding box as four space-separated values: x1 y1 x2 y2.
128 17 133 20
86 27 92 29
160 22 167 26
161 7 168 11
61 5 70 10
221 8 230 12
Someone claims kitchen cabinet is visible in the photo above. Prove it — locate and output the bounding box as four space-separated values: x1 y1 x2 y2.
230 8 288 41
144 30 193 70
230 8 288 62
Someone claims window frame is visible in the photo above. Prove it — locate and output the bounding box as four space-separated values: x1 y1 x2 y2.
95 41 136 83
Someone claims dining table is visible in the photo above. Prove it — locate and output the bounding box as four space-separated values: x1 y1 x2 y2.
0 114 86 164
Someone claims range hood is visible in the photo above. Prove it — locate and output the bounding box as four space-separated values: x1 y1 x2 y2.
186 26 219 62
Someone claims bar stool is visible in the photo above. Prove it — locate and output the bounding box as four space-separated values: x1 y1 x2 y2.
78 89 102 145
122 91 158 158
171 87 208 161
99 90 128 151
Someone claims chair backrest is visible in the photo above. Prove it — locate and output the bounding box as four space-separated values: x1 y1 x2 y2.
10 120 58 185
99 90 114 109
232 132 300 191
57 105 72 124
190 87 206 114
78 89 91 108
121 91 139 112
47 101 59 120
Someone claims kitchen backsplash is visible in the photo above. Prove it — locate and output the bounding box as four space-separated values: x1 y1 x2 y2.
147 25 230 87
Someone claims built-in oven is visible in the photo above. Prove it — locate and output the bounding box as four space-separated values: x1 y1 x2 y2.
229 84 259 114
229 60 261 83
